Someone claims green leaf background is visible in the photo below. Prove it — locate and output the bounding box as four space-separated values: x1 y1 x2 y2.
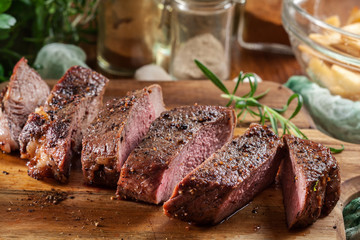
0 0 12 13
0 13 16 29
0 0 98 82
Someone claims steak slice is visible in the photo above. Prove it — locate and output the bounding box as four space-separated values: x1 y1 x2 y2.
19 66 109 183
117 105 236 204
81 84 165 187
280 135 340 229
163 123 283 225
0 57 50 152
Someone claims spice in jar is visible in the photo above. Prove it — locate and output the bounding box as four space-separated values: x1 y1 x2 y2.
169 0 235 80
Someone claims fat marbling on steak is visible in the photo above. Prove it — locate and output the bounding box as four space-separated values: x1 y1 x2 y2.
163 123 284 225
280 135 340 229
81 85 165 187
0 57 49 152
19 66 108 183
117 105 236 204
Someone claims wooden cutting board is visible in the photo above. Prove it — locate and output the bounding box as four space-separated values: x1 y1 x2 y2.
0 80 358 239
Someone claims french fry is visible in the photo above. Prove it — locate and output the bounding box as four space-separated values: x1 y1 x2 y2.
347 7 360 24
325 15 341 27
299 7 360 100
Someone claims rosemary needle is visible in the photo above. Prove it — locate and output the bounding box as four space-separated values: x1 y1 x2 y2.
194 59 344 154
195 59 306 139
328 144 345 154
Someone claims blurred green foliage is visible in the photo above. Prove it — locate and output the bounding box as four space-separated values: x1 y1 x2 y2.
343 197 360 240
0 0 98 82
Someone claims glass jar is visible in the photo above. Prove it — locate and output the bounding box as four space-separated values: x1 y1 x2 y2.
97 0 164 76
169 0 235 80
237 0 293 54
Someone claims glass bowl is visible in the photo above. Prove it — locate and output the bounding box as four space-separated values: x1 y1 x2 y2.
282 0 360 101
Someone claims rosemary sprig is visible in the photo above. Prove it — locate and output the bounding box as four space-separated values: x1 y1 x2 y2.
195 60 345 154
195 59 307 139
328 144 345 154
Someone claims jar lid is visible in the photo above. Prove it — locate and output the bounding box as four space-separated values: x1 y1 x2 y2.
173 0 234 10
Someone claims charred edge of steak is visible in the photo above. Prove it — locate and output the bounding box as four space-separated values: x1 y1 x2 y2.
163 123 283 225
7 58 49 132
20 66 109 183
117 105 235 204
81 85 165 188
26 141 73 183
321 159 340 217
26 111 74 183
81 96 133 187
0 57 49 152
81 96 125 187
46 66 108 112
19 110 49 158
152 108 235 204
83 156 120 188
281 135 340 229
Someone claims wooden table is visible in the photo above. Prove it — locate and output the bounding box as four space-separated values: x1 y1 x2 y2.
1 80 358 239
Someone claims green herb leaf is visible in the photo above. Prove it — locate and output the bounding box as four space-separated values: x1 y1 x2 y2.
196 60 308 139
0 13 16 29
254 89 269 100
329 144 345 154
288 94 303 120
0 0 99 80
313 180 319 192
247 74 257 98
227 72 243 107
233 72 242 95
195 59 229 95
265 107 279 135
0 0 12 13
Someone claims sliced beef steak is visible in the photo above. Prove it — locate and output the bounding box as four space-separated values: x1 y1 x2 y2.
280 135 340 229
81 85 165 187
0 57 49 152
19 66 108 182
163 123 283 225
117 105 236 204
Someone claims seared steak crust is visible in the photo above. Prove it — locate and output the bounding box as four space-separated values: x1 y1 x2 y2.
322 160 341 217
281 135 340 229
163 123 283 225
19 66 108 182
0 57 49 152
117 105 236 204
81 85 165 187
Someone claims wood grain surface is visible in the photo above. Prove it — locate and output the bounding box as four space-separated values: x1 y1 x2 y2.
0 80 357 239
